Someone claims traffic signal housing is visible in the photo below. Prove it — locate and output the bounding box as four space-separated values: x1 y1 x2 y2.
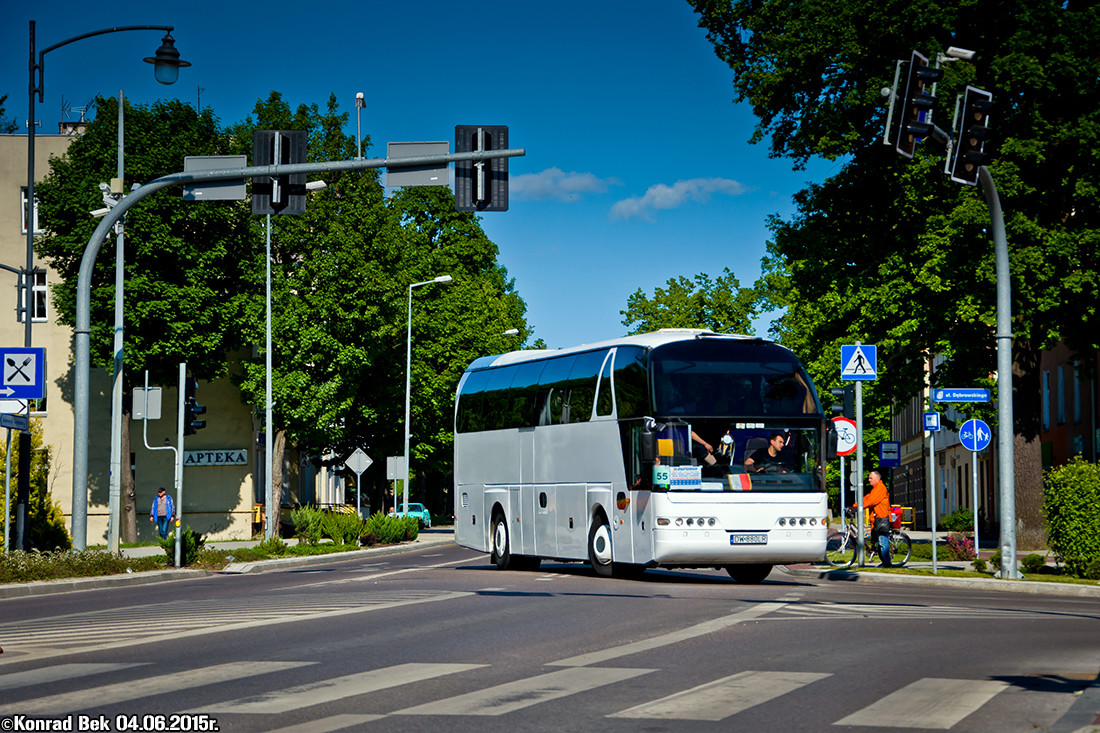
454 125 509 212
183 377 207 436
895 50 943 158
252 130 307 215
830 386 855 419
950 86 994 185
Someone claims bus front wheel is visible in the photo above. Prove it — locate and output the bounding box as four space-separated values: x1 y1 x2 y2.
490 513 512 570
725 563 773 584
588 515 613 577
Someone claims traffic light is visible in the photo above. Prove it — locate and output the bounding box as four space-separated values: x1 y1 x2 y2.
455 125 509 212
895 50 943 158
950 86 994 185
183 377 207 435
830 386 855 419
252 130 307 215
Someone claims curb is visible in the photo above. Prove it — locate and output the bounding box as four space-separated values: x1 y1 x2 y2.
780 565 1100 598
0 534 456 599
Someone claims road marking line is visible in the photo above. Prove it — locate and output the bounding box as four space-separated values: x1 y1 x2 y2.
835 678 1009 729
190 663 486 714
610 670 830 720
286 556 482 589
0 661 311 715
393 666 654 716
0 663 147 691
263 714 386 732
549 602 784 667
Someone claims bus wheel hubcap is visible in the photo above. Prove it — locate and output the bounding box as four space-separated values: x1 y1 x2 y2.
591 524 611 565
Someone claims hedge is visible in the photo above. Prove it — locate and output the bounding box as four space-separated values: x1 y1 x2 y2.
1043 458 1100 579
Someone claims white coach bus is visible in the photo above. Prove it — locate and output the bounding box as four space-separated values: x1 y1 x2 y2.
453 330 836 583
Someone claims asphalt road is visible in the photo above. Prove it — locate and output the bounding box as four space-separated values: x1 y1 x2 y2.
1 541 1097 733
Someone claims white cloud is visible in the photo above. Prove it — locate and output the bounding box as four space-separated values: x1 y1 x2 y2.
610 178 749 221
511 167 621 202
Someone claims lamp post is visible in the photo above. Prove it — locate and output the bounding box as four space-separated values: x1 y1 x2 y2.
26 21 188 550
402 275 452 518
354 92 365 159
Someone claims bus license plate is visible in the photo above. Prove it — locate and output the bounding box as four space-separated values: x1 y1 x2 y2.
730 534 768 545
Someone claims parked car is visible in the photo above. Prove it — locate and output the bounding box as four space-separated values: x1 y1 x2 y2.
389 502 432 527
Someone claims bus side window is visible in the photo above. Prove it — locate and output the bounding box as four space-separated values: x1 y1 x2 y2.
595 350 615 417
537 355 576 425
613 346 649 418
566 350 608 424
456 369 491 433
482 365 518 430
508 360 547 429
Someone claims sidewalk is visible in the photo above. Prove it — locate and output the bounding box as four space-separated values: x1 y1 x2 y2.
0 530 458 600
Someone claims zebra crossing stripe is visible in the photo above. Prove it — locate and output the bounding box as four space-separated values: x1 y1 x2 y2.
835 678 1009 729
191 663 486 714
393 666 655 716
610 670 831 721
254 714 385 732
0 663 147 692
0 661 311 716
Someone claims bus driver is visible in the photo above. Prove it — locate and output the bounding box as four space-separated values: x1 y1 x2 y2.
744 432 788 473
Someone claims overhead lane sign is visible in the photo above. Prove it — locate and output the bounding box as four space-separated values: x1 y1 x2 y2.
840 344 877 381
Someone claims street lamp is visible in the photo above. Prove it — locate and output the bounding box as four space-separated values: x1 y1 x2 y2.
354 92 366 160
402 275 452 518
26 20 188 551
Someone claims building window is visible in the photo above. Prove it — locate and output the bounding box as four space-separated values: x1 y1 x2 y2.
1057 365 1066 425
1042 370 1050 431
20 188 43 235
18 270 47 323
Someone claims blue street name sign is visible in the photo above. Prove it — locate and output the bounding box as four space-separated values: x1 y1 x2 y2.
960 418 992 452
932 387 991 403
924 412 941 432
0 347 45 400
0 412 29 431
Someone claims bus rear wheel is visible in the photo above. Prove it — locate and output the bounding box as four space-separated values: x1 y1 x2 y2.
725 563 773 584
588 515 613 577
490 512 512 570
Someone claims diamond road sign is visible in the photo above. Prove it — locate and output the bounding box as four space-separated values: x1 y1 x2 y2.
1 347 45 400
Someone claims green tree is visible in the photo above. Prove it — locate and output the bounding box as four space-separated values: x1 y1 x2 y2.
690 0 1100 544
0 94 18 134
34 96 255 540
621 268 757 335
228 93 530 515
1 420 70 551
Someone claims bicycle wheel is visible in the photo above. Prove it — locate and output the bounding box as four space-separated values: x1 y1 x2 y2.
824 530 857 568
887 531 912 566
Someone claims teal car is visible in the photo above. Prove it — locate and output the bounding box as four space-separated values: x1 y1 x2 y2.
391 502 432 527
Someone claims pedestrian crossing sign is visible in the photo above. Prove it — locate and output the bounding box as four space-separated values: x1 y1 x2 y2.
840 344 877 381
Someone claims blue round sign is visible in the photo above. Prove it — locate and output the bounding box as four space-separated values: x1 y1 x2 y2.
960 418 991 452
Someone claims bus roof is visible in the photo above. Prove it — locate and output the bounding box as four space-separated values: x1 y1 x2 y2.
465 329 778 372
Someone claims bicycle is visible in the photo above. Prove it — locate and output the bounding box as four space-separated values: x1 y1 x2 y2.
824 508 911 568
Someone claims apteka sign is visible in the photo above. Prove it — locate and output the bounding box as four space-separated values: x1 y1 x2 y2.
184 449 247 467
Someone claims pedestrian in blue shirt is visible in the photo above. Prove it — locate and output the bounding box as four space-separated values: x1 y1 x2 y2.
149 487 174 539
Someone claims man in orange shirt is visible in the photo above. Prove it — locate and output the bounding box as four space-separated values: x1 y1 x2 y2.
856 470 892 566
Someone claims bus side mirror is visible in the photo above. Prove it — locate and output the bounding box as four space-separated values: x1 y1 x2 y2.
640 430 657 463
826 424 839 457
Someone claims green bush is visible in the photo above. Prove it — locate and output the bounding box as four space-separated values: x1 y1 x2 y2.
1084 557 1100 581
1043 458 1100 578
256 535 288 556
947 532 976 560
291 505 325 546
322 511 364 545
362 513 418 545
940 508 974 533
972 558 987 573
1021 553 1046 574
160 526 205 566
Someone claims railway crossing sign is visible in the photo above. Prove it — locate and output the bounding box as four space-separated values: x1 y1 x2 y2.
0 347 45 400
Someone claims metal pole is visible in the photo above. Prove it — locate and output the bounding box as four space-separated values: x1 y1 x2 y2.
972 452 980 557
265 214 274 541
403 283 414 520
355 92 364 160
108 91 125 554
978 165 1018 579
855 375 865 566
929 429 938 573
175 363 184 567
3 430 11 554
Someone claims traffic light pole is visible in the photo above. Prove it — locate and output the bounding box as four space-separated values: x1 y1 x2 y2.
978 165 1018 579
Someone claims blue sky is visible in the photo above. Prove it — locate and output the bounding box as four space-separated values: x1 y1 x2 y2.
2 0 833 349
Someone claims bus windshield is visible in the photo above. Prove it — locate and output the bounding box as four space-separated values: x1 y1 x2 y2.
651 339 822 418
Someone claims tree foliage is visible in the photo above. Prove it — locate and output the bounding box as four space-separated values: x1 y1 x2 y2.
690 0 1100 542
621 268 757 335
